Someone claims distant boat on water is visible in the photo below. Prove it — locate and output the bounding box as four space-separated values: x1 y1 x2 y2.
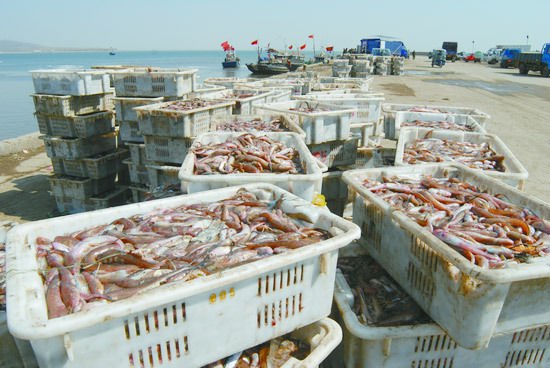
109 48 116 56
220 41 239 68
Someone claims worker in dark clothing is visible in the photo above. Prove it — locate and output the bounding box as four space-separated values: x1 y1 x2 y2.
412 50 416 60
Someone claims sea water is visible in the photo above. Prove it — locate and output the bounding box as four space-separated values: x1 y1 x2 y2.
0 50 313 141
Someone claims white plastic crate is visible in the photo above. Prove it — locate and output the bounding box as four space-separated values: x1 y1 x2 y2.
113 96 164 122
187 84 228 99
254 100 356 145
268 89 293 103
210 114 306 140
36 112 114 138
205 318 342 368
118 120 143 143
142 135 194 165
30 69 111 96
48 174 117 200
333 246 550 368
308 137 359 168
146 163 181 188
135 100 234 138
225 90 274 115
395 128 529 189
333 59 350 67
31 93 113 117
123 158 149 185
342 163 550 350
390 111 487 140
53 186 130 214
179 132 325 201
6 183 360 367
315 77 372 91
294 94 384 124
244 79 307 96
125 142 147 165
383 103 491 136
50 149 129 179
347 146 396 169
111 68 198 97
202 77 260 88
351 122 374 147
40 133 117 160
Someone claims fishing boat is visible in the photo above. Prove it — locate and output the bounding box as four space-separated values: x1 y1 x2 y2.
246 61 290 75
220 41 239 68
109 47 115 56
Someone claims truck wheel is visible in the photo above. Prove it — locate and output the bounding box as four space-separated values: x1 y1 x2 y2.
519 64 529 75
542 65 550 77
500 62 506 68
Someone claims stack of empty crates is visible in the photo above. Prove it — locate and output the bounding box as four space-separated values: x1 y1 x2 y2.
373 56 391 75
110 67 203 203
350 54 374 78
332 59 352 78
30 69 130 214
391 56 405 75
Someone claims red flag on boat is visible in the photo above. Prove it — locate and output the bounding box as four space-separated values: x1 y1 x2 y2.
221 41 229 48
326 46 334 52
300 44 306 50
251 40 258 45
288 45 293 50
308 34 314 39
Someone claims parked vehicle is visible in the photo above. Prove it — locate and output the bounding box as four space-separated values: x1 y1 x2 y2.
431 49 446 67
516 43 550 77
499 49 521 68
483 48 502 64
442 42 458 61
463 52 483 63
473 51 484 63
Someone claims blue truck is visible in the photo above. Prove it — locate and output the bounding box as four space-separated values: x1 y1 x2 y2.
441 42 458 62
499 49 521 68
360 38 408 58
515 43 550 77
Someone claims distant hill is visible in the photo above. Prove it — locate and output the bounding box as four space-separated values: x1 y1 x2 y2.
0 40 109 53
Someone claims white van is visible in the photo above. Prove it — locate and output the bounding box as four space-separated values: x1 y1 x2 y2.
484 48 502 64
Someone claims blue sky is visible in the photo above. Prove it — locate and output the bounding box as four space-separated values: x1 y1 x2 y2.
1 0 547 52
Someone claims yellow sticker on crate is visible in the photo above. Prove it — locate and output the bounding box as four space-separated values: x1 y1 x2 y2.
312 194 327 207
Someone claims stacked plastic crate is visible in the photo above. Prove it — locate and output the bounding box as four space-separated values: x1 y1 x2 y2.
30 69 130 214
332 59 352 78
110 68 199 202
373 56 391 75
391 56 405 75
350 58 374 78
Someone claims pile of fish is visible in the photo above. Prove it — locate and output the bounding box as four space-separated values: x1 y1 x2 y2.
36 189 330 318
338 255 431 326
205 336 309 367
401 120 475 132
163 99 226 111
403 138 505 171
362 175 550 268
215 118 288 133
193 133 302 175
